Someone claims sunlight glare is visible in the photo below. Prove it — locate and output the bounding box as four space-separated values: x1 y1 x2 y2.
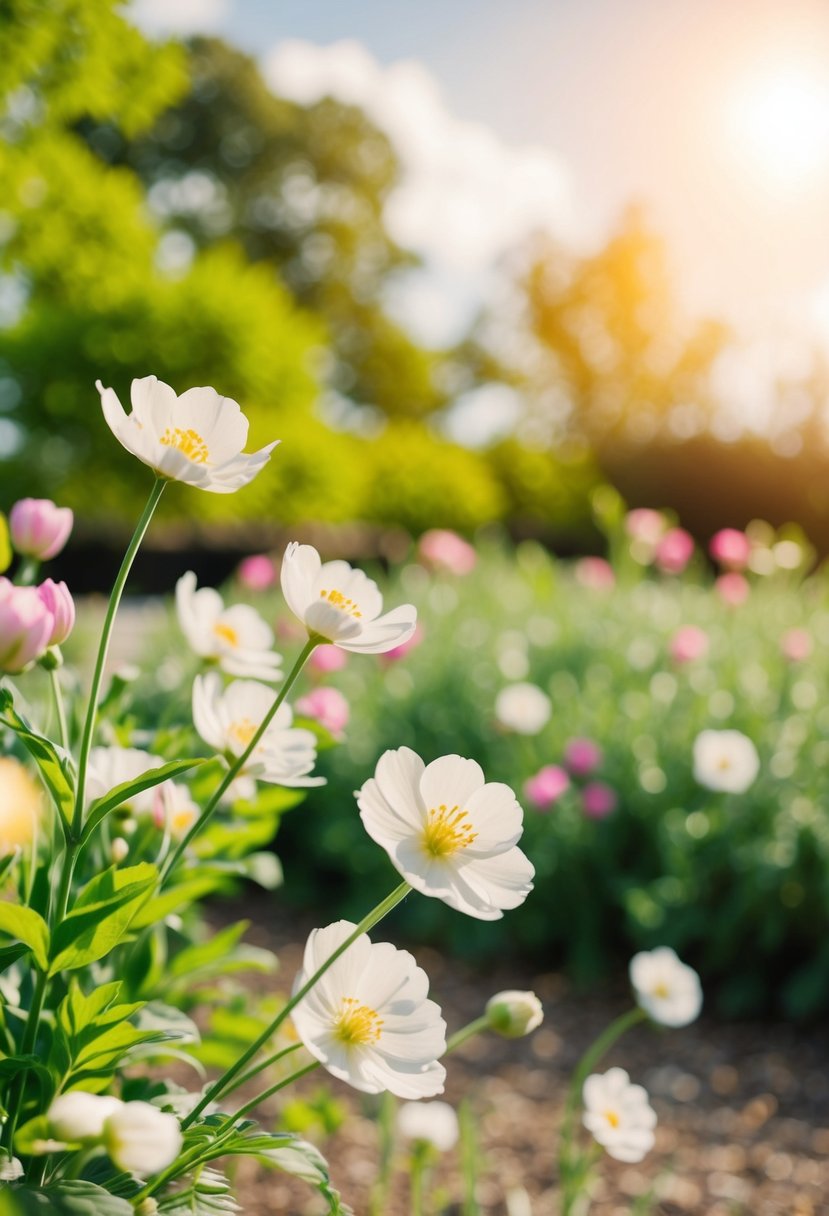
728 64 829 191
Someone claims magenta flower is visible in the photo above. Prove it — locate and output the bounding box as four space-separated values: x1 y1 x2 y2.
581 782 618 820
574 557 615 590
715 572 749 607
524 765 570 810
709 528 751 570
654 528 694 575
564 737 603 778
418 529 477 575
9 498 73 561
0 579 54 673
308 644 348 676
36 579 75 647
237 554 276 591
781 628 812 663
295 686 350 738
669 625 709 665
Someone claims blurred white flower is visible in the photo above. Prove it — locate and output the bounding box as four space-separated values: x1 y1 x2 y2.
582 1068 656 1163
280 542 417 653
485 990 543 1038
87 746 166 813
494 683 551 735
176 571 283 681
693 729 759 793
292 920 446 1098
629 946 702 1028
49 1092 124 1142
358 748 534 921
192 673 324 787
397 1100 459 1151
97 375 277 493
153 781 200 840
103 1101 182 1176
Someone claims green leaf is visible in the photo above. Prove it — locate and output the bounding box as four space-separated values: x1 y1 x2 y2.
156 1167 239 1214
0 514 11 574
0 698 74 834
81 759 207 842
258 1138 354 1215
0 904 49 971
48 864 157 974
0 1181 134 1215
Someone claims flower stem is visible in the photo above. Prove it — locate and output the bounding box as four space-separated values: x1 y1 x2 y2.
181 881 411 1129
49 667 69 753
160 637 318 884
219 1041 303 1098
3 968 48 1154
218 1059 320 1126
445 1015 489 1055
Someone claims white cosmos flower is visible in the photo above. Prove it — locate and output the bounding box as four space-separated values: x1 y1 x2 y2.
96 375 277 493
629 947 702 1028
357 748 534 921
693 729 759 793
494 683 551 735
280 542 417 653
87 747 166 813
291 920 446 1099
397 1101 459 1152
153 781 200 840
192 672 324 787
103 1101 183 1176
176 571 283 681
582 1068 657 1163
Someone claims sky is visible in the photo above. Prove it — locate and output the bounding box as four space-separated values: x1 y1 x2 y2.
132 0 829 430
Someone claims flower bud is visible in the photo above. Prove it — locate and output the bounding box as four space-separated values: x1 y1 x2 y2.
103 1101 183 1175
295 686 350 737
36 579 75 646
237 553 276 591
485 990 543 1038
9 498 73 561
0 1155 23 1180
0 578 54 672
111 837 130 864
49 1092 124 1142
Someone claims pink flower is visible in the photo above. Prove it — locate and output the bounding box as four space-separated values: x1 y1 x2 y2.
308 644 348 676
625 509 666 545
669 625 709 665
575 557 615 590
0 579 54 673
524 765 570 810
564 737 603 778
381 623 424 663
9 498 73 561
581 782 618 820
237 554 276 591
709 528 751 571
36 579 75 647
715 572 749 606
781 628 812 663
295 687 350 738
654 528 694 575
418 530 477 575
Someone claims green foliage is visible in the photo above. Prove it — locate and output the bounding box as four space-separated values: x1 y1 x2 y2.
49 864 157 973
0 905 49 972
82 759 206 842
0 1181 134 1215
0 690 74 835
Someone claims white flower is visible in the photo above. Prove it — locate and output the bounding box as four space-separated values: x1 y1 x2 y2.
48 1092 124 1142
176 571 282 681
153 781 200 840
87 747 166 813
397 1101 459 1152
103 1101 183 1176
494 683 551 735
0 1155 23 1181
192 672 324 787
693 729 759 793
280 542 417 653
582 1068 657 1163
291 920 446 1099
485 990 544 1038
96 375 277 493
629 947 702 1028
358 748 534 921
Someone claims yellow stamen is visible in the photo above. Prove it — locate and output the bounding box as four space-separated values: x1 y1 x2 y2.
422 804 477 858
228 718 258 749
213 621 240 648
605 1109 620 1129
160 426 210 464
318 588 362 619
652 981 670 999
334 997 383 1045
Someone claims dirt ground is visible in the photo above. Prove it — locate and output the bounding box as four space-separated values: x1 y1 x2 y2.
205 904 829 1216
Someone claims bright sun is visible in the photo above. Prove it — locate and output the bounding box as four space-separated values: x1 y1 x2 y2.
728 63 829 190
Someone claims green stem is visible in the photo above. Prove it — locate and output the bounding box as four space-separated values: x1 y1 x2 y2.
219 1060 319 1126
220 1041 303 1098
16 558 40 586
181 881 411 1129
160 637 318 884
3 969 48 1153
370 1091 397 1216
446 1015 489 1055
410 1145 429 1216
49 667 69 753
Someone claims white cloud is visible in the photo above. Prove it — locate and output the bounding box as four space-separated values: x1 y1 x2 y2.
130 0 230 36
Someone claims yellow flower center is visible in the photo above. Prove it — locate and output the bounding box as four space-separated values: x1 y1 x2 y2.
213 621 240 648
318 588 362 619
604 1109 621 1129
228 718 258 749
160 427 210 464
717 755 732 770
334 997 383 1045
171 807 198 837
422 804 477 858
652 981 670 999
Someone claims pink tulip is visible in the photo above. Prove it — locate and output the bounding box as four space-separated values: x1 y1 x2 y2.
36 579 75 647
295 687 350 737
418 529 477 575
581 781 618 820
381 623 424 663
654 528 694 575
524 765 570 810
781 628 812 663
237 554 276 591
309 644 348 675
574 557 615 590
0 578 54 673
709 528 751 571
9 498 73 561
669 625 709 665
564 737 603 778
715 572 749 606
625 509 666 545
